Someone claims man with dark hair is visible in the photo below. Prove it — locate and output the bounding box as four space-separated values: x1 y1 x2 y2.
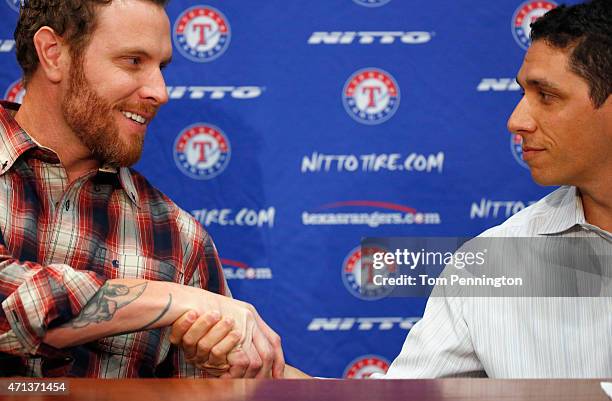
372 0 612 378
277 0 612 379
0 0 284 378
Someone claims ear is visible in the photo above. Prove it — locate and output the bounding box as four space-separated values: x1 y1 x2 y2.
32 26 68 83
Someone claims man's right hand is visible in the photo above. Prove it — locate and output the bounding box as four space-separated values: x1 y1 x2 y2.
169 311 308 379
169 296 284 378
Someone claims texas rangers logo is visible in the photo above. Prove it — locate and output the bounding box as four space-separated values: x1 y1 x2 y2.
353 0 391 7
173 6 231 63
343 355 390 378
3 79 25 103
5 0 20 12
342 246 395 300
343 68 400 125
173 123 231 180
512 1 556 50
510 134 528 169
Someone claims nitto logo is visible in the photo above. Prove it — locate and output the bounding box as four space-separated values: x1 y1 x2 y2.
221 258 272 280
308 31 432 45
191 207 275 228
307 317 420 331
477 78 521 92
470 199 536 219
301 152 444 174
0 40 15 52
167 86 264 100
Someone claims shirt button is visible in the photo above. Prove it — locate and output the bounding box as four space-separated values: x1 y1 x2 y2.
65 200 70 211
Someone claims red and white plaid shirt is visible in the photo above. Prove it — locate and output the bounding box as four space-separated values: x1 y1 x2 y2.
0 101 229 377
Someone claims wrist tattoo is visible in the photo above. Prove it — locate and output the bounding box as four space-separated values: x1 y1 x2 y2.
134 294 173 331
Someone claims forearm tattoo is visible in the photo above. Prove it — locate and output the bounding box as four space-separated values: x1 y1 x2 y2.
133 294 173 331
70 282 148 328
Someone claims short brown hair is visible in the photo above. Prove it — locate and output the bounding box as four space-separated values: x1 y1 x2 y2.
14 0 169 83
530 0 612 108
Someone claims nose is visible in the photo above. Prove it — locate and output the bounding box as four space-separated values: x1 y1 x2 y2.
507 96 536 136
140 68 169 106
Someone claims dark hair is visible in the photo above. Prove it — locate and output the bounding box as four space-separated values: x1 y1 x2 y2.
530 0 612 108
14 0 169 84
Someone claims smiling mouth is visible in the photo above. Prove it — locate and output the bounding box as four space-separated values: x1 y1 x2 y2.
121 110 147 125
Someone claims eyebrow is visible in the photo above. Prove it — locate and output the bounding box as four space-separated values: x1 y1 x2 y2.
515 76 562 92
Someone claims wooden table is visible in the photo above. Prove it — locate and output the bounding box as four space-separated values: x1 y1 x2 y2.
1 379 610 401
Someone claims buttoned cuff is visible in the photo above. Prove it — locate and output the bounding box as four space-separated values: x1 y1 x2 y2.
1 264 104 355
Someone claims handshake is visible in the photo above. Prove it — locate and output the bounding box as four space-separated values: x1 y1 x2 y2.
167 292 307 378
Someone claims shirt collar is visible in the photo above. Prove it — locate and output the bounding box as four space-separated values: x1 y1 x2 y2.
118 167 141 207
537 186 586 235
0 101 140 208
0 101 39 174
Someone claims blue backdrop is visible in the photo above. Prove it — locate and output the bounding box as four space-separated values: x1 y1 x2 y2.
0 0 577 378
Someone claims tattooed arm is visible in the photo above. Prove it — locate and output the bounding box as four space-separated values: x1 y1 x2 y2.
43 279 283 378
43 278 248 349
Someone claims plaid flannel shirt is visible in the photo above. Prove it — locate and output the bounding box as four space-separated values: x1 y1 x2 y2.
0 101 229 377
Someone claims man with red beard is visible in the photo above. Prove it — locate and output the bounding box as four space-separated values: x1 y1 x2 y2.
0 0 283 378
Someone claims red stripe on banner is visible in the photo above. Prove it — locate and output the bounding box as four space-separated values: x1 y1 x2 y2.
220 258 249 269
320 200 417 214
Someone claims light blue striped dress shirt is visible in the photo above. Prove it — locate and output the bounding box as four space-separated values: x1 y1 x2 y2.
378 186 612 378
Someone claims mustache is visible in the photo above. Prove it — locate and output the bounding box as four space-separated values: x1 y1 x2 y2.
117 102 159 117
